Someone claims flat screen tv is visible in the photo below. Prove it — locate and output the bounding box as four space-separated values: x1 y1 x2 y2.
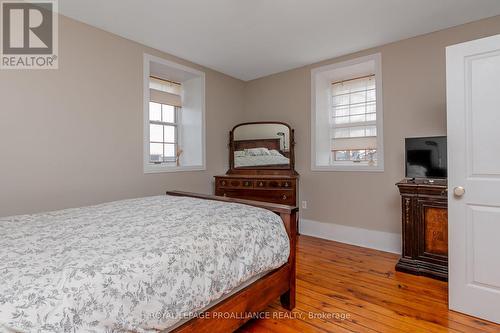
405 136 447 179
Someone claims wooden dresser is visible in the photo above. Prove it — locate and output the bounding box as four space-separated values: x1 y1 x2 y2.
215 121 299 206
214 174 298 206
396 179 448 280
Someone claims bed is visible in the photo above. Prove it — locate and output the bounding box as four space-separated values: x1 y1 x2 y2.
0 191 297 333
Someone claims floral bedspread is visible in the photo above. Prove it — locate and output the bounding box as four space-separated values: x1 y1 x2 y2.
0 195 289 332
235 155 290 167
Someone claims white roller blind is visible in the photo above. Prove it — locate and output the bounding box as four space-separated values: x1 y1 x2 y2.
149 77 182 107
332 137 377 150
149 89 181 107
331 75 377 152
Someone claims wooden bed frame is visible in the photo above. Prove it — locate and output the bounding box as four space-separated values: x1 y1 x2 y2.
166 191 298 333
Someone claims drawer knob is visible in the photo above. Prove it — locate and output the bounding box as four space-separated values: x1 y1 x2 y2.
221 181 226 186
283 182 289 188
223 193 227 197
282 194 287 200
258 182 264 187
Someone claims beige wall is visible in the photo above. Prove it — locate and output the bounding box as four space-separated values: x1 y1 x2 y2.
3 13 500 235
242 16 500 234
0 15 244 217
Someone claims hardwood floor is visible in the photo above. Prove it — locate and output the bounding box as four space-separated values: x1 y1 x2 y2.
238 235 500 333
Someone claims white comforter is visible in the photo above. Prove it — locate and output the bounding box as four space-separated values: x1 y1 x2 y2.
0 195 289 333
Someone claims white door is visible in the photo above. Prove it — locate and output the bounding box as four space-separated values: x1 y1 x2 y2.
447 34 500 324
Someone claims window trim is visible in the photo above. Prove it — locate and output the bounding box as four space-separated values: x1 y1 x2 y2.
311 53 384 172
143 54 206 174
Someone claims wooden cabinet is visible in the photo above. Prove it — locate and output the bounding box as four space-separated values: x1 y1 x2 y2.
396 179 448 280
214 175 297 206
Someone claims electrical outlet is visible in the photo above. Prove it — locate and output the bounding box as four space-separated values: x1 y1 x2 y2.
301 201 307 209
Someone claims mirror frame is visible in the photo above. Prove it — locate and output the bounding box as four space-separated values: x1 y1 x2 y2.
228 121 296 174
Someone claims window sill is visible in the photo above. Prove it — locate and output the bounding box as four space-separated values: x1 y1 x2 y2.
144 164 206 174
311 164 384 172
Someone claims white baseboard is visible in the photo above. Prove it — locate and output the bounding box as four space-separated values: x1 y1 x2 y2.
299 218 401 254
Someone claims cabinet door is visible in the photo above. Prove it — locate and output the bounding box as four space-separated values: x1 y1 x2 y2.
415 197 448 265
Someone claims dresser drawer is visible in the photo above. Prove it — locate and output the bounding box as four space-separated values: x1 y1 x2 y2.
217 188 295 206
255 179 294 189
262 190 295 205
217 178 254 188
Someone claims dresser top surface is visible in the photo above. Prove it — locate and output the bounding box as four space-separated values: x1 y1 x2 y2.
215 174 298 179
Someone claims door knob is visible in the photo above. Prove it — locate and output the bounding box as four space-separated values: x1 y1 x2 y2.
453 186 465 197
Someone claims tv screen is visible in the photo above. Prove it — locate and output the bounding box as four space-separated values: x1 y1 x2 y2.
405 136 447 179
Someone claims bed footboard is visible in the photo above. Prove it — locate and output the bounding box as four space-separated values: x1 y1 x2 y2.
166 191 298 332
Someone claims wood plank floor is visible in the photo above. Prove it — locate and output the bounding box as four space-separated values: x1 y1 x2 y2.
238 235 500 333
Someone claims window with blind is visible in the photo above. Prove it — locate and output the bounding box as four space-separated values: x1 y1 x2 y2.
144 54 205 173
311 53 383 171
331 75 377 164
148 77 181 164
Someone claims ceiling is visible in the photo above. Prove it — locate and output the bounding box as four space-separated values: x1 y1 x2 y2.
59 0 500 81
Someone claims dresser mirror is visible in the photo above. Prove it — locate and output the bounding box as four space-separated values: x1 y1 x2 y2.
230 122 294 171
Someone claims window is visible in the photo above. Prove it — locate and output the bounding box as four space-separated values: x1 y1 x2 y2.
311 53 384 171
148 77 181 164
149 101 179 163
331 75 377 163
144 54 205 173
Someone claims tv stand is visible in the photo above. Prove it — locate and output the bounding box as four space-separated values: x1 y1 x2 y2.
395 178 448 280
